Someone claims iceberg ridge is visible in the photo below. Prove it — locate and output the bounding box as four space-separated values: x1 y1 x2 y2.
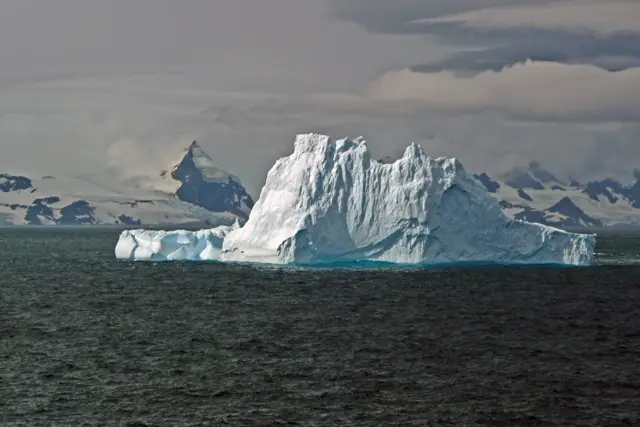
116 133 596 266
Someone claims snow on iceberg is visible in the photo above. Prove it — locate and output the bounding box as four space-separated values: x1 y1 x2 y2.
115 222 239 261
116 133 596 266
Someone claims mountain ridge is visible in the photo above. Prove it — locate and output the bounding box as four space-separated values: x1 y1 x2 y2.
474 161 640 228
0 141 252 226
2 140 640 228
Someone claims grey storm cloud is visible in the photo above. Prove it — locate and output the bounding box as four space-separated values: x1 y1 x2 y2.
330 0 640 73
310 0 640 127
329 0 550 34
411 31 640 73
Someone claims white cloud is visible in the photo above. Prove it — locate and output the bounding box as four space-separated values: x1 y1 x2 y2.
306 61 640 122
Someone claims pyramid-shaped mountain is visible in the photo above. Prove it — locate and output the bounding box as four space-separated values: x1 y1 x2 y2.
165 141 254 220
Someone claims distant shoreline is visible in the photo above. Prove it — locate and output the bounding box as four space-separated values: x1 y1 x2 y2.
3 224 640 234
0 222 225 231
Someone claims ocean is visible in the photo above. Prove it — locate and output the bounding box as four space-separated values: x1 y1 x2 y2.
1 227 639 426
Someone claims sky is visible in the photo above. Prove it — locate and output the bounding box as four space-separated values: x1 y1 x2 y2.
1 0 639 196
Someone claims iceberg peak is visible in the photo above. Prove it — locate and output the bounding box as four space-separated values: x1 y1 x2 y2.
293 133 370 157
403 142 423 159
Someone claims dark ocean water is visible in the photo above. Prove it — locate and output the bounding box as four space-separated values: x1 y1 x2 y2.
1 228 640 426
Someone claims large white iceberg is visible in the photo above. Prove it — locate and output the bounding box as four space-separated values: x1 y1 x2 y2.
116 133 596 266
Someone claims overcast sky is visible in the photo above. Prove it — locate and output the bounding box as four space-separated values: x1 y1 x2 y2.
1 0 639 195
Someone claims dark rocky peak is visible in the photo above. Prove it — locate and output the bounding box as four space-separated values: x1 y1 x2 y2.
518 189 533 202
582 178 629 204
169 141 254 220
514 197 602 228
501 167 545 190
547 197 603 227
58 200 96 225
568 177 583 188
528 161 564 185
473 173 501 193
628 171 640 208
500 161 566 191
0 174 33 193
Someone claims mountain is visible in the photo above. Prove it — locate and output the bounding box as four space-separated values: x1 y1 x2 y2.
473 162 640 228
0 141 253 226
504 197 604 228
498 161 566 191
159 141 253 220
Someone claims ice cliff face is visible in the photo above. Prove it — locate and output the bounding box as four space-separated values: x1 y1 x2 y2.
115 222 240 261
217 134 595 265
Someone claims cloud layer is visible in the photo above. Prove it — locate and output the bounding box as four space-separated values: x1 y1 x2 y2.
0 0 639 195
307 61 640 122
416 1 640 35
331 0 640 73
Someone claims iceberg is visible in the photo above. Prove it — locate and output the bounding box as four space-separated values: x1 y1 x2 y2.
116 133 596 266
115 222 238 261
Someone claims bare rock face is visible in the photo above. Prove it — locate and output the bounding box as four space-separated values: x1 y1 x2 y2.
168 141 254 220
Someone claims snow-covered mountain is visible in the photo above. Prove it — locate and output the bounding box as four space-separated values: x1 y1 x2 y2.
158 141 253 220
473 161 640 228
0 141 253 226
3 136 639 229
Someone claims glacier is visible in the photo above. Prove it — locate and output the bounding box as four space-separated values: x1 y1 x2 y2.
115 133 596 266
